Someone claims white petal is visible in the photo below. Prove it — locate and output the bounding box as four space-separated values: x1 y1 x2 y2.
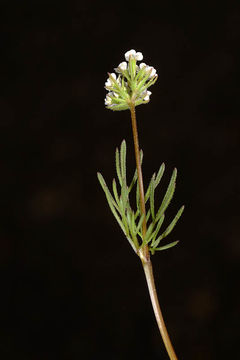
110 73 117 80
125 49 136 61
139 63 147 69
149 67 157 78
136 52 143 61
143 91 152 101
118 61 127 71
105 81 111 88
105 95 112 105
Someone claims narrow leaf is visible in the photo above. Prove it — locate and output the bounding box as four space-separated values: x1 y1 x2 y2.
103 190 127 235
136 213 145 234
97 173 119 211
155 168 177 222
120 140 127 182
150 174 156 220
151 214 165 247
154 163 165 188
154 240 179 251
112 178 120 207
115 148 122 186
129 150 143 193
146 209 151 223
143 222 154 245
161 205 184 239
136 182 140 213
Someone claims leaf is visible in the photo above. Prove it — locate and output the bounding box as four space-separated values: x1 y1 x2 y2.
115 147 122 186
146 209 151 224
144 176 153 203
120 140 127 182
97 173 127 235
150 173 156 220
154 240 179 251
154 163 165 188
128 210 139 248
162 205 184 238
97 173 119 211
129 150 143 193
155 168 177 222
136 213 145 234
143 222 154 245
136 181 140 213
112 178 120 207
126 236 138 254
153 206 184 247
150 214 165 247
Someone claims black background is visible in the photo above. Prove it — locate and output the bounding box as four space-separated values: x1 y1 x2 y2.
0 0 240 359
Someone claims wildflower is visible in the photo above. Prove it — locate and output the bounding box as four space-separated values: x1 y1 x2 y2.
104 49 158 111
125 49 143 61
105 94 112 105
118 62 127 71
105 73 117 88
143 91 152 101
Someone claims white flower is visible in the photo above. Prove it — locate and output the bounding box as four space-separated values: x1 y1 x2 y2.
105 94 112 105
143 91 152 101
125 49 143 62
148 66 157 78
139 63 147 69
105 73 117 88
139 64 157 78
105 78 112 87
110 73 117 80
118 62 127 71
135 52 143 61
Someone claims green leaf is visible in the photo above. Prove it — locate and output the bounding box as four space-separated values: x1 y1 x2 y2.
97 173 127 235
143 222 154 245
97 173 119 211
120 140 127 182
153 206 184 247
112 178 120 207
144 178 153 204
155 168 177 222
154 240 179 251
128 210 139 248
146 209 151 224
136 182 140 213
150 173 156 220
154 163 165 188
150 214 165 247
161 205 184 239
129 150 143 193
115 147 122 186
136 213 145 234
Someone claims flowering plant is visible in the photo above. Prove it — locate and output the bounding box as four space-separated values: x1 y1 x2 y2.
98 50 183 360
104 49 158 111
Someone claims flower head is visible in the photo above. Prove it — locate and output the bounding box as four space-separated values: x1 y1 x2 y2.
104 49 158 111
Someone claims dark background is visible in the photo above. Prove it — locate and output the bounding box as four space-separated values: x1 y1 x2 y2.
0 0 239 359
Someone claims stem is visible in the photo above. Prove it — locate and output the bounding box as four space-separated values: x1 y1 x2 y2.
129 103 149 259
140 251 179 360
129 103 178 360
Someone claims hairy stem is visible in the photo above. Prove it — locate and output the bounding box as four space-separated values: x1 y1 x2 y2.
129 103 178 360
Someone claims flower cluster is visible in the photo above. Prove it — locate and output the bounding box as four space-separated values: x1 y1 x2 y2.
104 49 158 111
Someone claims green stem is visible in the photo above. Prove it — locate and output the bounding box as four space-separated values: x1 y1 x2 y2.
129 103 178 360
